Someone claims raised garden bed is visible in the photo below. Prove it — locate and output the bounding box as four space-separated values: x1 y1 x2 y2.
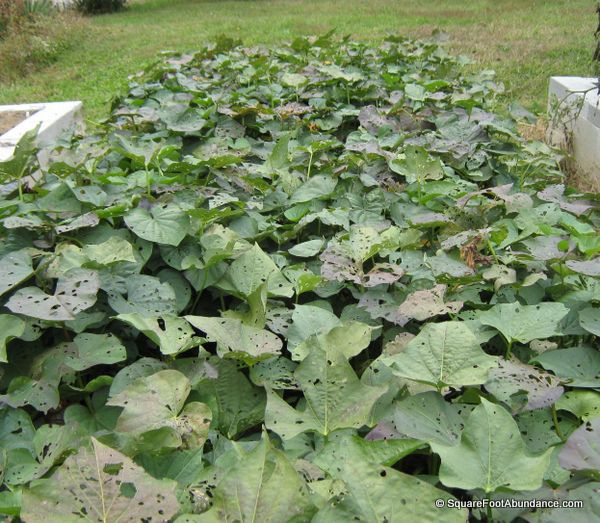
548 76 600 187
0 101 83 163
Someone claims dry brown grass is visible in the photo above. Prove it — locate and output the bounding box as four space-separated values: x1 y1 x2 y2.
0 11 87 83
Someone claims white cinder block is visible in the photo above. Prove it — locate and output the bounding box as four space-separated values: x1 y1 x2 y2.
0 101 83 166
548 77 600 186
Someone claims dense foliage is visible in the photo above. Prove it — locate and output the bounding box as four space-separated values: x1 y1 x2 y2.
0 0 52 38
0 34 599 521
74 0 126 14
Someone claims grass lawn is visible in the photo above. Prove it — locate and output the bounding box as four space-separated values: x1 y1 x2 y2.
0 0 596 121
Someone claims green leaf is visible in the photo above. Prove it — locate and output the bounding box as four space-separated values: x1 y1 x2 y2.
0 250 33 297
185 315 282 364
383 321 498 388
557 391 600 421
281 72 308 87
162 107 207 133
116 314 201 355
478 302 569 344
124 203 189 246
6 268 99 321
81 236 137 265
290 175 337 204
389 145 444 184
431 398 552 493
0 314 25 362
109 357 168 396
291 320 372 362
286 303 340 350
137 447 205 488
21 438 180 522
220 243 279 297
108 369 211 449
65 332 126 371
533 346 600 388
201 430 315 521
194 359 265 439
387 391 473 446
314 436 466 523
314 433 424 471
265 340 385 438
289 238 324 258
107 274 178 316
579 307 600 336
268 133 290 170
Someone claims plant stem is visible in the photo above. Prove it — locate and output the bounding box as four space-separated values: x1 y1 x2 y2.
487 239 499 264
307 150 314 179
551 404 566 441
486 494 494 523
505 339 513 359
145 165 151 197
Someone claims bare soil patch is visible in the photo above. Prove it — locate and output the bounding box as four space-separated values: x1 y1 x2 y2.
0 111 30 136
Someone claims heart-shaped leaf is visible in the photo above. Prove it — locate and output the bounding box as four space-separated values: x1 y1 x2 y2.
383 321 498 388
431 398 553 493
21 438 180 522
116 314 201 355
108 369 211 449
266 341 385 439
124 203 189 246
478 302 568 344
0 250 33 297
6 268 99 321
185 315 282 364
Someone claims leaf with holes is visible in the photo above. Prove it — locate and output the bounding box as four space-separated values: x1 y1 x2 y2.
395 284 463 325
478 302 569 344
107 275 178 316
0 250 33 297
381 392 473 446
557 391 600 422
431 398 553 493
383 321 498 388
185 315 282 364
265 342 386 439
313 435 466 523
116 314 201 355
108 369 211 449
291 320 372 362
65 333 127 371
533 346 600 388
485 359 564 413
199 430 315 521
20 438 180 522
6 268 99 321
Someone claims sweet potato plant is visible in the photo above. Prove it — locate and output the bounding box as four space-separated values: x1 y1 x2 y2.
0 34 598 522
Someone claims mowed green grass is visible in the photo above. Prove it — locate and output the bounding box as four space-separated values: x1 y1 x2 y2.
0 0 595 121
